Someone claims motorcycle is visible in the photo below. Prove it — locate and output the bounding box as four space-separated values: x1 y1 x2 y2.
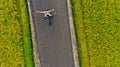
36 9 54 26
44 15 53 26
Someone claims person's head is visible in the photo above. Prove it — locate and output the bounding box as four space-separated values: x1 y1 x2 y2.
46 8 49 11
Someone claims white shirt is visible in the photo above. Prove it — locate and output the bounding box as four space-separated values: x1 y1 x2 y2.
43 11 52 17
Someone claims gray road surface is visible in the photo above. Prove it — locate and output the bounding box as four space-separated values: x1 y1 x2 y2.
30 0 74 67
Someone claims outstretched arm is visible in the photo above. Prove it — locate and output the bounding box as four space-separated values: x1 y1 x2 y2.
48 9 54 12
36 10 45 13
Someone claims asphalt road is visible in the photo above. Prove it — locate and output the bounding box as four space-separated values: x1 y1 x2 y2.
30 0 74 67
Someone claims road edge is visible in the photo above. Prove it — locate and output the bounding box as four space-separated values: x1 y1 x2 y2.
27 0 41 67
66 0 80 67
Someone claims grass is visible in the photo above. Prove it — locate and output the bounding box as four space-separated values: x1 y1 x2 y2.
0 0 34 67
71 0 120 67
71 0 89 67
19 0 34 67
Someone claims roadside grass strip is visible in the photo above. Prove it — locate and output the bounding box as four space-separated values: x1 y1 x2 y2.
71 0 120 67
19 0 34 67
71 0 89 67
0 0 34 67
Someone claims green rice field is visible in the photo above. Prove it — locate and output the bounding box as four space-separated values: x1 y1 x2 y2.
71 0 120 67
0 0 33 67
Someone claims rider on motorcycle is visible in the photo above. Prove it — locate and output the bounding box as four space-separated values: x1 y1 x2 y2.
36 9 54 19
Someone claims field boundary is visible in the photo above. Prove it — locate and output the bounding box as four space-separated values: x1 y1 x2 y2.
19 0 34 67
71 0 89 67
27 0 41 67
66 0 80 67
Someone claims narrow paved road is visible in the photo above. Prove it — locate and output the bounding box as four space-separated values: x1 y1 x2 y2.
30 0 74 67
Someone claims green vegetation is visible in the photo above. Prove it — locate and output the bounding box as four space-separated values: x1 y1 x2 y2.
71 0 120 67
19 0 34 67
0 0 34 67
71 0 89 67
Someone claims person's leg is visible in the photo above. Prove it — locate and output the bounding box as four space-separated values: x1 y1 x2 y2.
44 14 47 20
48 13 52 16
48 13 53 19
44 14 47 17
